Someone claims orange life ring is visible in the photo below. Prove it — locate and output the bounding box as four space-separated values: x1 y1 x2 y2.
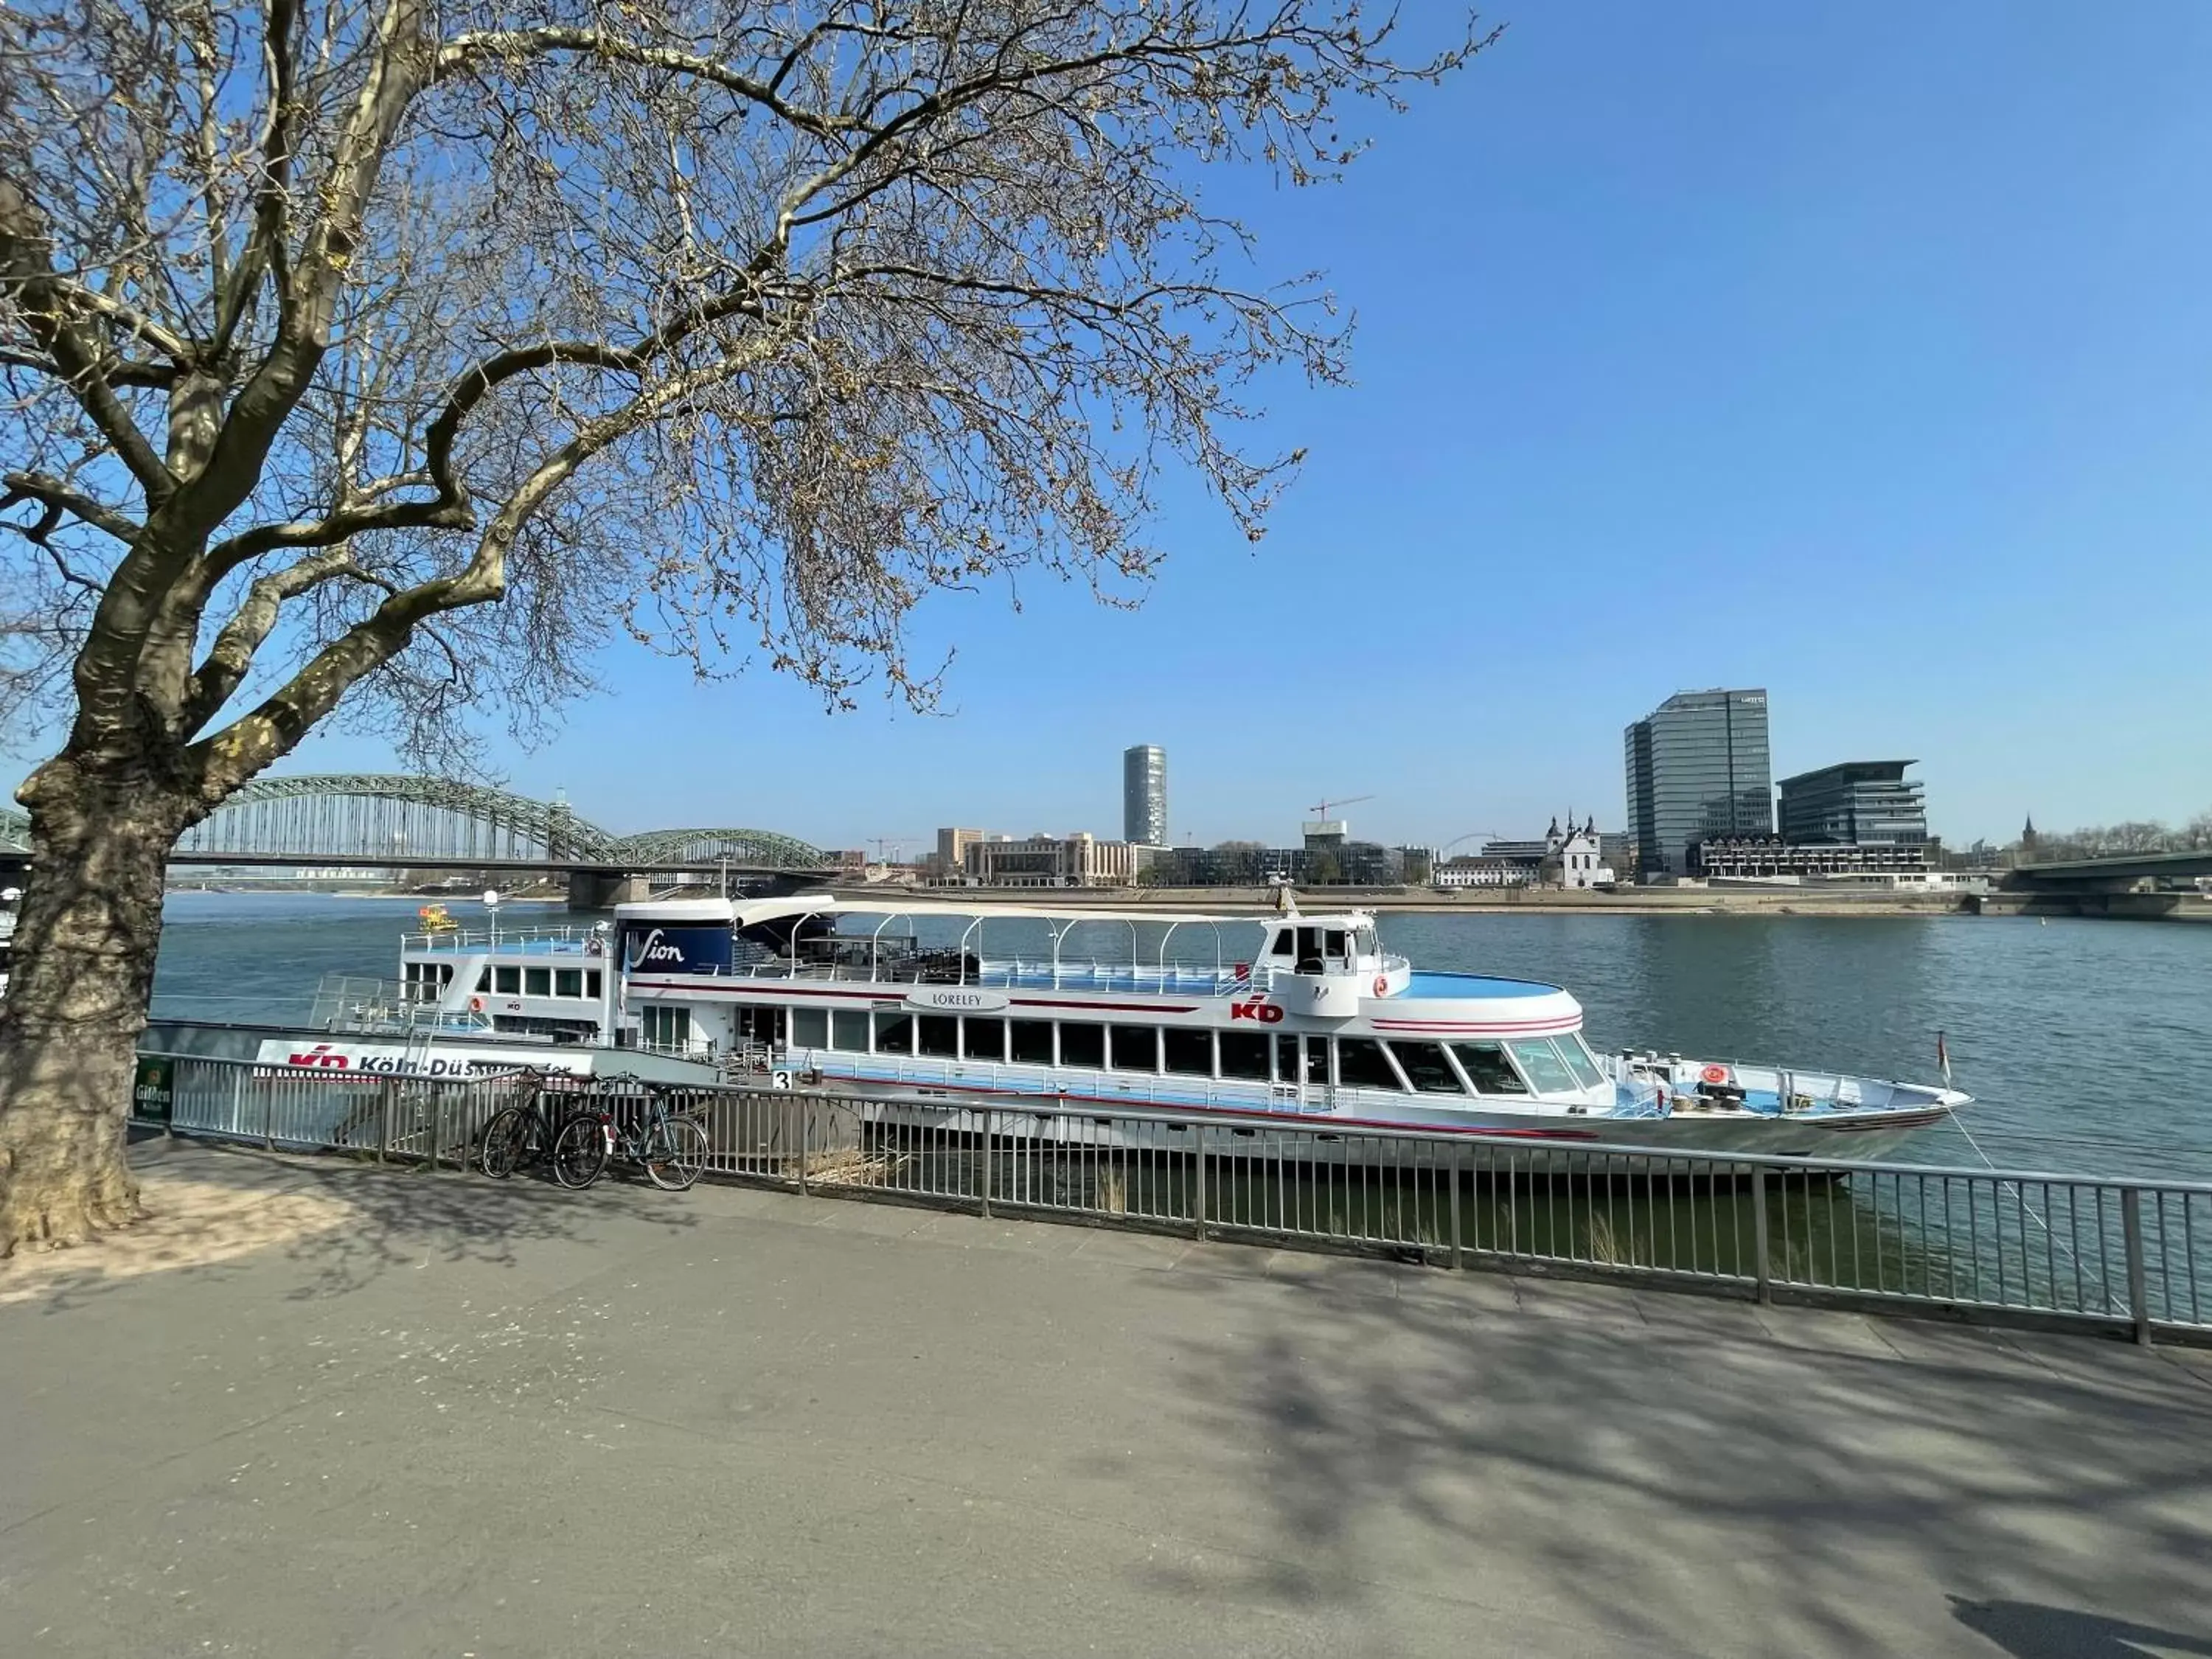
1700 1063 1730 1087
468 995 484 1012
1373 975 1389 997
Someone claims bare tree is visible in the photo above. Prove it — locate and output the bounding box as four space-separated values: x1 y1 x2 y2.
0 2 1489 1249
2021 813 2212 862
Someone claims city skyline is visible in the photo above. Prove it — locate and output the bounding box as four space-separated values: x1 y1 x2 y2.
8 4 2209 849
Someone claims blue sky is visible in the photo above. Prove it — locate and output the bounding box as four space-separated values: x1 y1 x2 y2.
122 4 2212 849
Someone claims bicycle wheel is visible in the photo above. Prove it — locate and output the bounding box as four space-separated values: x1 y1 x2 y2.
479 1106 533 1179
640 1116 709 1192
551 1113 611 1190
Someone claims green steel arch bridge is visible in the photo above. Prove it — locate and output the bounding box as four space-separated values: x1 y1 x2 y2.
0 776 830 899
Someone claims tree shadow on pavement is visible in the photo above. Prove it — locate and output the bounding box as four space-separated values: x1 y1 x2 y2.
6 1138 700 1313
1950 1596 2212 1658
1125 1260 2212 1655
262 1144 705 1303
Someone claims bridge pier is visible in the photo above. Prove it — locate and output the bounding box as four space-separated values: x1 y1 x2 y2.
567 869 651 911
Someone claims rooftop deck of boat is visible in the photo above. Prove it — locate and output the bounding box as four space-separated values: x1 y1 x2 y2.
405 927 602 956
400 927 1571 1008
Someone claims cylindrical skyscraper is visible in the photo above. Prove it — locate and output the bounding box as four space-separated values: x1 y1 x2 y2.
1122 745 1167 846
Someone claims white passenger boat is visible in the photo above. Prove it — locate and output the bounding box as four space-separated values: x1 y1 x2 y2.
389 894 1969 1160
0 886 18 1001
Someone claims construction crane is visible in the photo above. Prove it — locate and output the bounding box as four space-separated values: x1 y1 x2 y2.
866 836 918 864
1307 793 1376 820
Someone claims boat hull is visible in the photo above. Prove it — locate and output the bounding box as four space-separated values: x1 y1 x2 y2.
833 1080 1955 1169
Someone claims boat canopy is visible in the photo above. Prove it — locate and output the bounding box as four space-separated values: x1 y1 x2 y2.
726 895 1374 932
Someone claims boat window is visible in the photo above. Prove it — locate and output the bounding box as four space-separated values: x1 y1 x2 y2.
1059 1023 1105 1068
1556 1035 1606 1090
1293 926 1323 972
525 967 551 997
791 1007 830 1047
1507 1037 1579 1094
1278 1033 1326 1085
1267 929 1295 958
917 1015 959 1058
1324 929 1349 961
495 966 521 995
873 1012 915 1054
832 1010 870 1052
1218 1030 1270 1082
1388 1041 1466 1095
1162 1028 1211 1076
438 964 455 987
555 969 582 998
476 967 493 992
962 1018 1007 1062
1336 1037 1404 1091
586 971 602 999
1009 1020 1055 1065
1110 1026 1158 1073
1452 1041 1528 1095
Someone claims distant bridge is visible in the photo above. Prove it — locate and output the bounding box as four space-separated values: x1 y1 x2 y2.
0 774 832 901
2006 849 2212 889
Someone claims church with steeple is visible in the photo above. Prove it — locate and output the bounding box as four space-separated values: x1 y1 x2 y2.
1542 813 1611 889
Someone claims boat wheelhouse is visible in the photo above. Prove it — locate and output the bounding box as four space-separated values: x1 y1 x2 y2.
392 894 1969 1158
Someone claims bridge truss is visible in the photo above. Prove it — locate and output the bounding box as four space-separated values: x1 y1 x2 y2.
131 774 831 870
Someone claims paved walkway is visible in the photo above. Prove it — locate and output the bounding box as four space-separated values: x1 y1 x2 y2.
4 1141 2211 1658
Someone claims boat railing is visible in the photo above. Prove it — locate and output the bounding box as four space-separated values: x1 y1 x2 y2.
308 974 494 1035
403 925 603 956
1602 1052 1901 1109
648 954 1256 995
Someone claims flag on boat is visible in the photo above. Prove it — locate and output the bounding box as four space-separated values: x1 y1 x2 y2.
1937 1030 1952 1088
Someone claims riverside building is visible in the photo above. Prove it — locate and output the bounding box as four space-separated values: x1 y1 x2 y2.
1624 689 1774 880
964 832 1141 888
1777 760 1929 849
1123 745 1168 846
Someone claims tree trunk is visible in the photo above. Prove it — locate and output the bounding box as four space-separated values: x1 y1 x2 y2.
0 759 189 1253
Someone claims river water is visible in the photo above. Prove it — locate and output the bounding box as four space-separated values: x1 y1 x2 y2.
147 891 2212 1181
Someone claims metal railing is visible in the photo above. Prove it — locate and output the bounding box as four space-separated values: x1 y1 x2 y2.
307 975 493 1034
133 1055 2212 1346
404 925 605 954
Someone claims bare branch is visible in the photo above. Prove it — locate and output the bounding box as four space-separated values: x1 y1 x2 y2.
178 544 394 736
1 0 1488 776
431 27 855 139
0 176 174 497
211 0 303 353
1 472 143 544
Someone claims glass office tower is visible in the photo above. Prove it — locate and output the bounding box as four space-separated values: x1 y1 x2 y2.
1122 745 1167 846
1777 761 1927 846
1623 689 1774 879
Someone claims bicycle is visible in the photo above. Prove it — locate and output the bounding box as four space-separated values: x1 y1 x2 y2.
550 1085 710 1192
477 1075 582 1179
